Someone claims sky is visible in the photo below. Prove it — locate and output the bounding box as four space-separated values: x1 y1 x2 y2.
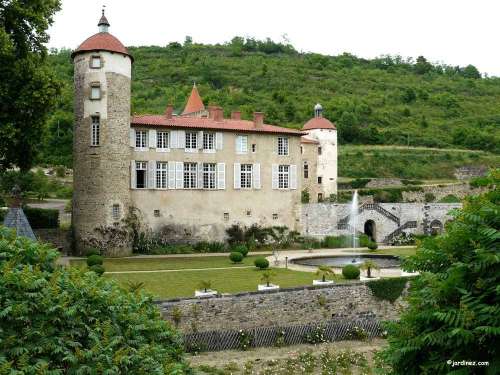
48 0 500 76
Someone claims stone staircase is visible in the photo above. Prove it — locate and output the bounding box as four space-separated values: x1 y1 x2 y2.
337 203 400 229
383 221 418 243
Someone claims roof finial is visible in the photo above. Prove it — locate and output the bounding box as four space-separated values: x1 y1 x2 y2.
193 81 197 88
314 103 323 118
98 5 110 32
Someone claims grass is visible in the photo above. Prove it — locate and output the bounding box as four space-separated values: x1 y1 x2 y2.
70 254 269 272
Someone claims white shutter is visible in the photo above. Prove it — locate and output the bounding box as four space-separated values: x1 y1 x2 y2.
272 164 278 189
130 129 135 147
168 162 176 189
178 130 186 149
234 163 241 189
215 132 223 150
198 162 203 188
235 136 241 154
170 130 178 148
149 130 156 148
253 163 261 189
175 162 183 189
217 163 225 190
290 164 297 190
130 160 136 189
198 131 204 149
148 160 156 189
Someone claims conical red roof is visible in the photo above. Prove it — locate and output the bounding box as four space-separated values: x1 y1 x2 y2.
71 32 133 61
182 85 205 115
302 117 336 130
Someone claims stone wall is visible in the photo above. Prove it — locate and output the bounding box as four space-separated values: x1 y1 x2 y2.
365 178 402 188
454 166 488 180
402 183 484 203
159 282 407 333
34 228 72 254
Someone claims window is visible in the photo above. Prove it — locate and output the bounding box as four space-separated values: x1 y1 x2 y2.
303 161 309 179
224 212 229 221
318 176 322 184
318 146 322 155
135 162 147 189
112 204 120 220
236 135 248 154
154 209 160 217
300 146 303 154
156 162 167 189
91 56 101 69
157 131 169 149
135 130 147 149
272 213 278 220
90 84 101 100
277 137 288 155
240 164 253 188
202 163 216 189
246 210 252 217
278 165 290 189
91 116 100 146
185 132 197 150
203 132 215 151
318 193 324 202
252 144 256 153
183 162 197 189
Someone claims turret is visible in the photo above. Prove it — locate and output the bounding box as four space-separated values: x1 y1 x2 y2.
71 9 133 256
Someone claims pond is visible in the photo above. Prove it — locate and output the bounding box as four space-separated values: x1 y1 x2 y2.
292 254 401 268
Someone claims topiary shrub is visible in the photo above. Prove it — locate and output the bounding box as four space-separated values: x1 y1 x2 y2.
85 247 101 256
342 264 360 279
229 252 243 263
368 241 378 251
254 257 269 269
89 264 105 276
367 277 408 302
232 244 248 257
86 254 103 267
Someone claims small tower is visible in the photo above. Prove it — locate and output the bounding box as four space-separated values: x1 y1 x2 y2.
302 104 338 198
71 9 133 256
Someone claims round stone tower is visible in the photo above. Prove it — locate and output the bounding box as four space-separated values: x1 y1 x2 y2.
71 10 133 256
302 104 338 197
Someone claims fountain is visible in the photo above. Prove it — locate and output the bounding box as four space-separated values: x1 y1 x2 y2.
348 190 359 249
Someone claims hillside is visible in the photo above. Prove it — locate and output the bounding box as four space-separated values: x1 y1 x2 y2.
42 38 500 168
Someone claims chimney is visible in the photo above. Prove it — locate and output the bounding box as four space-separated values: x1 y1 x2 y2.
214 107 223 121
231 111 241 120
165 104 173 119
253 112 264 128
208 105 217 120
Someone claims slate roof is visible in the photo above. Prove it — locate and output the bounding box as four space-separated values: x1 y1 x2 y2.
3 208 36 241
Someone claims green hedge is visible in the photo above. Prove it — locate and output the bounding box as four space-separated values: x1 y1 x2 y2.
358 186 424 203
23 207 59 229
367 277 409 302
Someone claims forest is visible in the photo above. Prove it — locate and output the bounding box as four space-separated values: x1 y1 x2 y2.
41 37 500 167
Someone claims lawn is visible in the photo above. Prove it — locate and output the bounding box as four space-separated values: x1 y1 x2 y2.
70 254 269 272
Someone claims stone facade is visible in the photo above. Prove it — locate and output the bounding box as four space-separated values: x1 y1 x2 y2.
454 165 488 180
305 128 338 197
159 282 407 332
402 182 485 203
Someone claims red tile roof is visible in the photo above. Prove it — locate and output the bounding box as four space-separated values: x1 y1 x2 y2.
302 117 336 131
131 115 304 136
71 32 133 61
182 85 205 114
301 136 320 144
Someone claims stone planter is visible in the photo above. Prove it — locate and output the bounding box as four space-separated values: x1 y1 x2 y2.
195 289 217 298
313 279 334 286
401 271 420 277
258 284 280 291
360 276 380 281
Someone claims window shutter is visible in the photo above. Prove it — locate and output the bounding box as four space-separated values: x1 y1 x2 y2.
149 130 156 148
217 163 225 190
130 129 135 147
170 130 178 148
272 164 278 189
168 162 176 189
273 137 277 154
197 162 203 188
178 130 186 149
235 136 241 154
253 163 261 189
234 163 241 189
197 131 203 149
148 160 156 189
215 132 223 150
290 164 297 189
130 160 136 189
175 162 183 189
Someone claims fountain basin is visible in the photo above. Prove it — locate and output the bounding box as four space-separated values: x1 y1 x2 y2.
291 254 401 269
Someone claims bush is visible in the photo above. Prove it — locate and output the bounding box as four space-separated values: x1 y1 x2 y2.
89 264 105 276
367 241 378 250
254 257 269 269
342 265 360 279
87 254 104 267
229 252 244 263
301 189 310 203
367 277 408 302
232 244 249 257
424 192 436 203
0 227 188 373
438 194 461 203
23 207 59 229
85 247 101 256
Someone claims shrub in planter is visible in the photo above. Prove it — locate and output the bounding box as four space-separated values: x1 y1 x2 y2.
229 252 244 263
368 241 378 251
87 254 104 267
342 264 360 279
232 244 248 257
254 257 269 269
89 264 105 276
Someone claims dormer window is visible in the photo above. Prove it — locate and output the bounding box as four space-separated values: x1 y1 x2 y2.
90 83 101 100
91 56 102 69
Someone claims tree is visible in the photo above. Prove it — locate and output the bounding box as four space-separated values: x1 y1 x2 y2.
461 64 481 79
261 271 276 287
414 56 433 75
360 259 380 278
198 280 212 293
316 265 335 282
379 171 500 374
0 0 62 172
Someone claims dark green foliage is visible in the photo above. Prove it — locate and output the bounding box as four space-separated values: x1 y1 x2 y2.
254 257 269 269
225 224 245 245
88 264 105 276
0 227 189 373
424 192 436 203
342 265 360 279
0 169 72 200
367 277 408 303
23 207 59 228
85 247 101 256
193 241 227 253
349 178 372 189
367 241 378 250
401 179 423 185
380 171 500 373
232 244 248 257
229 251 244 263
358 186 423 203
438 194 461 203
86 254 103 267
301 189 310 203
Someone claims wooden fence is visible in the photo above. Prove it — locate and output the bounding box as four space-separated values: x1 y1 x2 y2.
183 318 383 352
